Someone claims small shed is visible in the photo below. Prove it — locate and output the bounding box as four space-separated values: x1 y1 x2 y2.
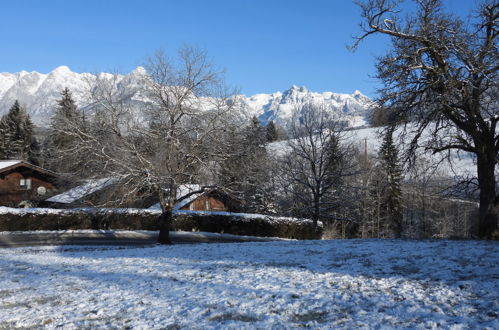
43 178 118 208
0 160 59 207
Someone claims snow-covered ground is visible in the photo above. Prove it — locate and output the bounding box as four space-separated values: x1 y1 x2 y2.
0 239 497 328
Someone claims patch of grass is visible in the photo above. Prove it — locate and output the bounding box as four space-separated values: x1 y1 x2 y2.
292 310 329 323
0 296 60 310
209 312 259 323
391 264 420 275
0 320 19 329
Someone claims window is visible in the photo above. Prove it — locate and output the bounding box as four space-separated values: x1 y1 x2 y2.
20 178 32 190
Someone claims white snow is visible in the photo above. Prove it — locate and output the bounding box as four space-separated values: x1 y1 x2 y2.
239 85 372 127
0 160 22 171
46 178 118 204
0 206 160 216
268 125 481 179
148 184 202 210
0 239 497 328
0 67 372 128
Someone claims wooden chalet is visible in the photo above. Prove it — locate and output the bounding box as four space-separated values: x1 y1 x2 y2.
44 179 243 212
149 185 244 213
176 186 243 212
0 160 59 207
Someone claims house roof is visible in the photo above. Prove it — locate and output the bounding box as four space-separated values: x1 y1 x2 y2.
0 160 22 171
148 185 243 211
148 184 202 210
0 160 58 177
46 178 118 204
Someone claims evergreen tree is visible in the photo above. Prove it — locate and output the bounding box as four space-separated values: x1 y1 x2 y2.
0 101 39 163
266 120 278 142
44 88 85 172
248 116 266 145
217 117 272 213
51 88 81 145
375 127 403 237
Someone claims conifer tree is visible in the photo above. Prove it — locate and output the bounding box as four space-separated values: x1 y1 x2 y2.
44 88 85 172
266 120 278 142
375 127 403 237
50 88 82 147
248 116 266 145
0 101 39 164
217 116 272 212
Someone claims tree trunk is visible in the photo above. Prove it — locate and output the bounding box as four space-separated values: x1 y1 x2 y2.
157 209 173 245
312 196 320 239
476 150 498 239
157 186 175 245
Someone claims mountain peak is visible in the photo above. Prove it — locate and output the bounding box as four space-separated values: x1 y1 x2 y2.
52 66 72 74
288 85 308 93
131 66 147 76
0 68 372 128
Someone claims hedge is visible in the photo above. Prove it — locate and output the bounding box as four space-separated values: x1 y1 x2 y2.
0 207 321 239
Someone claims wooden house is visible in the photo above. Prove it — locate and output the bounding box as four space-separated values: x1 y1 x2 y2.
45 179 243 212
176 187 243 212
149 185 244 213
0 160 59 207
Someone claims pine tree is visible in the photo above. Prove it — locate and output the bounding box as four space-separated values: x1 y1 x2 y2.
50 88 82 147
217 117 272 212
248 116 265 145
44 88 85 172
266 120 278 142
375 127 403 237
0 101 39 163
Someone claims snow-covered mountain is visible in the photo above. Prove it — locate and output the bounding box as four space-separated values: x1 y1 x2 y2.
0 66 373 127
237 85 372 127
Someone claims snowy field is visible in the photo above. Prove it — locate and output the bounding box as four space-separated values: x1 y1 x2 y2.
0 239 497 329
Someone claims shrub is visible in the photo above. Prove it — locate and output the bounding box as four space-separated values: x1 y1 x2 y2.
0 207 320 239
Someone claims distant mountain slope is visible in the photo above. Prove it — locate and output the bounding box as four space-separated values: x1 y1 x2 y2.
0 67 373 127
268 125 478 180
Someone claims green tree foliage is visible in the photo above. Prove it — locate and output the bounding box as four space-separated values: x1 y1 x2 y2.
44 88 86 173
0 101 39 164
51 88 82 146
374 127 403 238
266 120 278 142
218 116 272 212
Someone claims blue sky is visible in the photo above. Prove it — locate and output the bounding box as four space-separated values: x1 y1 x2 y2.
0 0 476 98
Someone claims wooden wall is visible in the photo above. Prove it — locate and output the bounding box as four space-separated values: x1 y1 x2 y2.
181 194 229 212
0 169 57 206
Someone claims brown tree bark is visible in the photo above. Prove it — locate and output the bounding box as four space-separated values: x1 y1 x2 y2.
157 209 173 245
476 147 498 238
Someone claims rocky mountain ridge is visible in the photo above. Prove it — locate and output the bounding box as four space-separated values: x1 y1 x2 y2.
0 66 373 127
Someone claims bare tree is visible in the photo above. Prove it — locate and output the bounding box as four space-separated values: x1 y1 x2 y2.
57 46 235 244
352 0 498 238
279 103 356 238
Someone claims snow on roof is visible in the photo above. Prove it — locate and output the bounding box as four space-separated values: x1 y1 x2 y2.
46 178 118 204
173 192 204 211
148 184 202 210
176 184 201 200
0 160 58 177
0 160 22 171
